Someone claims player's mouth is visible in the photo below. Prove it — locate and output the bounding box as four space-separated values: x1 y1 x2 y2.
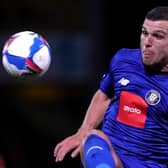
143 50 154 56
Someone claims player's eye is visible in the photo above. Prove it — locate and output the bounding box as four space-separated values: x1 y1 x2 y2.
141 29 148 36
152 33 165 40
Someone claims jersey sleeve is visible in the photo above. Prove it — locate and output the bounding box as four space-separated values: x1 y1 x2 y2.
99 48 125 98
99 73 114 98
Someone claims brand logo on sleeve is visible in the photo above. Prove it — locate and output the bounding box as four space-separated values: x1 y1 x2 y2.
145 90 160 105
118 77 130 86
117 91 148 128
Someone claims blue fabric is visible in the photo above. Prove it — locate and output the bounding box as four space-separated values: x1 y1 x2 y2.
100 48 168 167
83 134 115 168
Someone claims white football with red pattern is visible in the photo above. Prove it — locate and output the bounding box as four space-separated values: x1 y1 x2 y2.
2 31 51 79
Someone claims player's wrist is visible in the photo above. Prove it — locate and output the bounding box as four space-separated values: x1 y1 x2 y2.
79 124 94 131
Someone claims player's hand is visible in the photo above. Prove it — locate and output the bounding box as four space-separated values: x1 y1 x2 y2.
53 127 88 162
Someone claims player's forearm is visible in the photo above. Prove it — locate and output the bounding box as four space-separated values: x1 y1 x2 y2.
79 89 111 131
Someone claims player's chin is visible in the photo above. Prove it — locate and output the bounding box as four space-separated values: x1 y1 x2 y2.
142 58 153 66
142 53 157 64
143 60 164 73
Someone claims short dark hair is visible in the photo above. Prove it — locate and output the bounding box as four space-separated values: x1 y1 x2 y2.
146 6 168 21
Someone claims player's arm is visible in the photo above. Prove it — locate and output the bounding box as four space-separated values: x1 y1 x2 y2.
80 89 111 131
53 89 111 162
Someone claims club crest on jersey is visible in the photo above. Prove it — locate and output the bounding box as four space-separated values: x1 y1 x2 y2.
145 90 160 105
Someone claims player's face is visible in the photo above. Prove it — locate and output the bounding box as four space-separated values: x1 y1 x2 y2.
140 19 168 71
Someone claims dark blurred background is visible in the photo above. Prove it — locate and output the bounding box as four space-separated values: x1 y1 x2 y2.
0 0 167 168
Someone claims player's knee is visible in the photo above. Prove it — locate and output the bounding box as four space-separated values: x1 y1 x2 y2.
80 132 115 168
81 130 111 150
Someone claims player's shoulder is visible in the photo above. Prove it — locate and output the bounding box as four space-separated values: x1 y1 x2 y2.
115 48 141 59
110 48 141 64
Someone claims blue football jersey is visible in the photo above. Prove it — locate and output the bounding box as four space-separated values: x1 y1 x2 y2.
100 48 168 167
